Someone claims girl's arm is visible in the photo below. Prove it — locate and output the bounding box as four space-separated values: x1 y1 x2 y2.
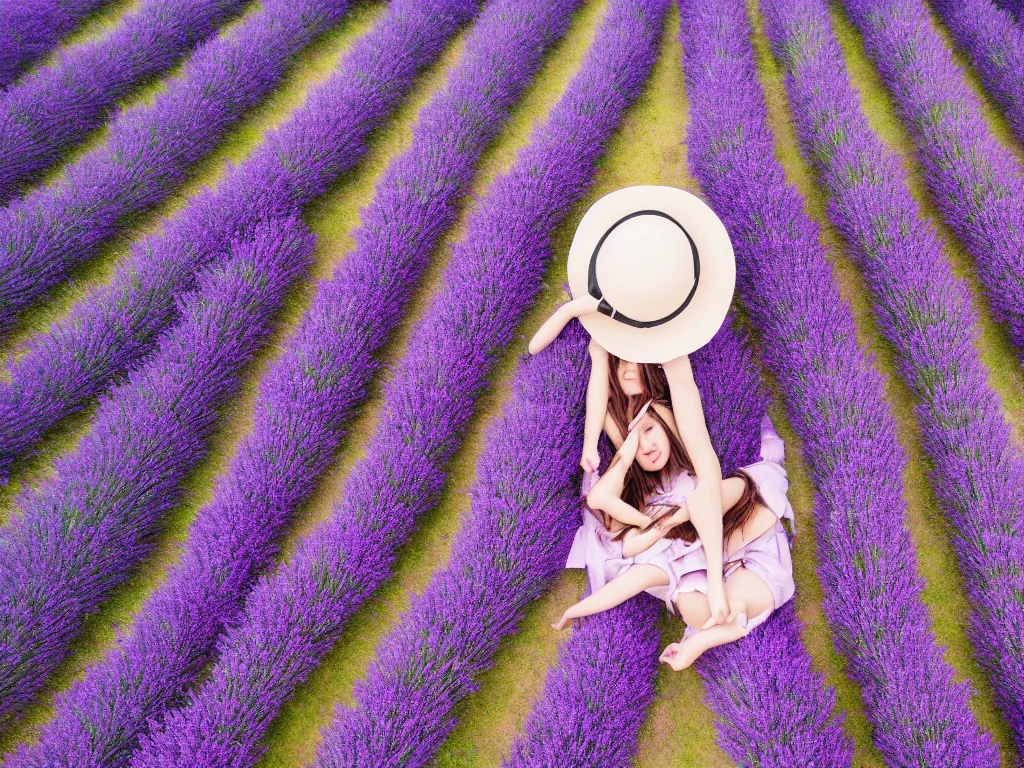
580 339 609 472
528 293 600 355
662 354 728 623
585 428 653 530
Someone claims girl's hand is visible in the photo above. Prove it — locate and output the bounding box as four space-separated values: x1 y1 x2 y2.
580 444 600 473
656 500 689 531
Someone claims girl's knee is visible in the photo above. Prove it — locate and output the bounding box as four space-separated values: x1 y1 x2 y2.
674 590 710 628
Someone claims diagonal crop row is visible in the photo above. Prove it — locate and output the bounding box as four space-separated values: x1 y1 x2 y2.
314 322 593 768
762 0 1024 749
0 215 315 728
0 0 355 335
309 5 668 766
506 315 851 768
0 0 112 88
930 0 1024 145
503 595 661 768
678 0 999 764
0 0 479 485
0 0 254 203
4 0 582 763
687 316 851 767
127 2 662 761
836 0 1024 363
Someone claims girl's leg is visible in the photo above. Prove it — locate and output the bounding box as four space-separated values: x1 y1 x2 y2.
552 564 668 630
661 567 774 670
724 503 778 557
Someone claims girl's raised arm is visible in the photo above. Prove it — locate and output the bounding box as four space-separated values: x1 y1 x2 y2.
662 354 728 625
585 415 653 530
580 339 610 472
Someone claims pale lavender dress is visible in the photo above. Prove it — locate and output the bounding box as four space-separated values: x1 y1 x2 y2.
565 414 796 636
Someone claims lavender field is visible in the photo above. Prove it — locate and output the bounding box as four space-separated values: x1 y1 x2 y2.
0 0 1022 765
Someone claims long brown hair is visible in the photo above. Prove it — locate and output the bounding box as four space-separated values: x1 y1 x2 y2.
605 353 669 441
647 468 765 545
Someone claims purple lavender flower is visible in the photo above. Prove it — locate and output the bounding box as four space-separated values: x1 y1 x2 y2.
762 0 1024 750
0 0 480 485
0 0 252 203
507 315 851 768
678 0 998 763
838 0 1024 363
0 0 354 335
0 0 112 88
127 1 661 762
930 0 1024 144
994 0 1023 23
0 216 315 728
5 0 579 763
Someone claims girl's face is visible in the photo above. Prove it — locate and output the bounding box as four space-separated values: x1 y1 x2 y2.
616 360 643 397
634 412 671 472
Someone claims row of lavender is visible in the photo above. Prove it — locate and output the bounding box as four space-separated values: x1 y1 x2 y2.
5 0 584 762
124 2 668 764
834 0 1024 362
761 0 1024 751
508 316 851 767
0 216 315 725
0 0 353 336
677 0 1000 765
0 0 253 203
0 0 110 87
0 0 482 734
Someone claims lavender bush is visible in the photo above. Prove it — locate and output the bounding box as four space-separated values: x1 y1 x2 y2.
507 316 851 768
315 322 592 767
0 216 315 728
5 0 581 763
930 0 1024 145
0 0 252 203
762 0 1024 749
0 0 353 335
0 0 480 485
837 0 1024 362
504 597 661 768
128 1 661 762
678 0 998 763
0 0 111 88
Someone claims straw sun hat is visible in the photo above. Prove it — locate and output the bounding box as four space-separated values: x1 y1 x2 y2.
566 185 736 364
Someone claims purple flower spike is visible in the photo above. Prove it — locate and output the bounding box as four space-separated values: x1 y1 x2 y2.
315 322 593 768
507 315 850 768
762 0 1024 750
6 0 580 763
128 1 662 763
0 0 482 485
0 215 316 728
838 0 1024 363
0 0 355 335
678 0 999 763
0 0 253 203
994 0 1023 21
0 0 112 88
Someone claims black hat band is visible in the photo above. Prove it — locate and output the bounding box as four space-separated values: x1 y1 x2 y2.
587 209 700 329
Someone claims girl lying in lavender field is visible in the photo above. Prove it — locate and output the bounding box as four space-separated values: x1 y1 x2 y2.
554 396 796 669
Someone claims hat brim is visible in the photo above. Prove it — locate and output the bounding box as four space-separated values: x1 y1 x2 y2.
566 185 735 364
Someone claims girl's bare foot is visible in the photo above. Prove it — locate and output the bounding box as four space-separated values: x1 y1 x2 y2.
659 637 704 671
551 612 577 631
